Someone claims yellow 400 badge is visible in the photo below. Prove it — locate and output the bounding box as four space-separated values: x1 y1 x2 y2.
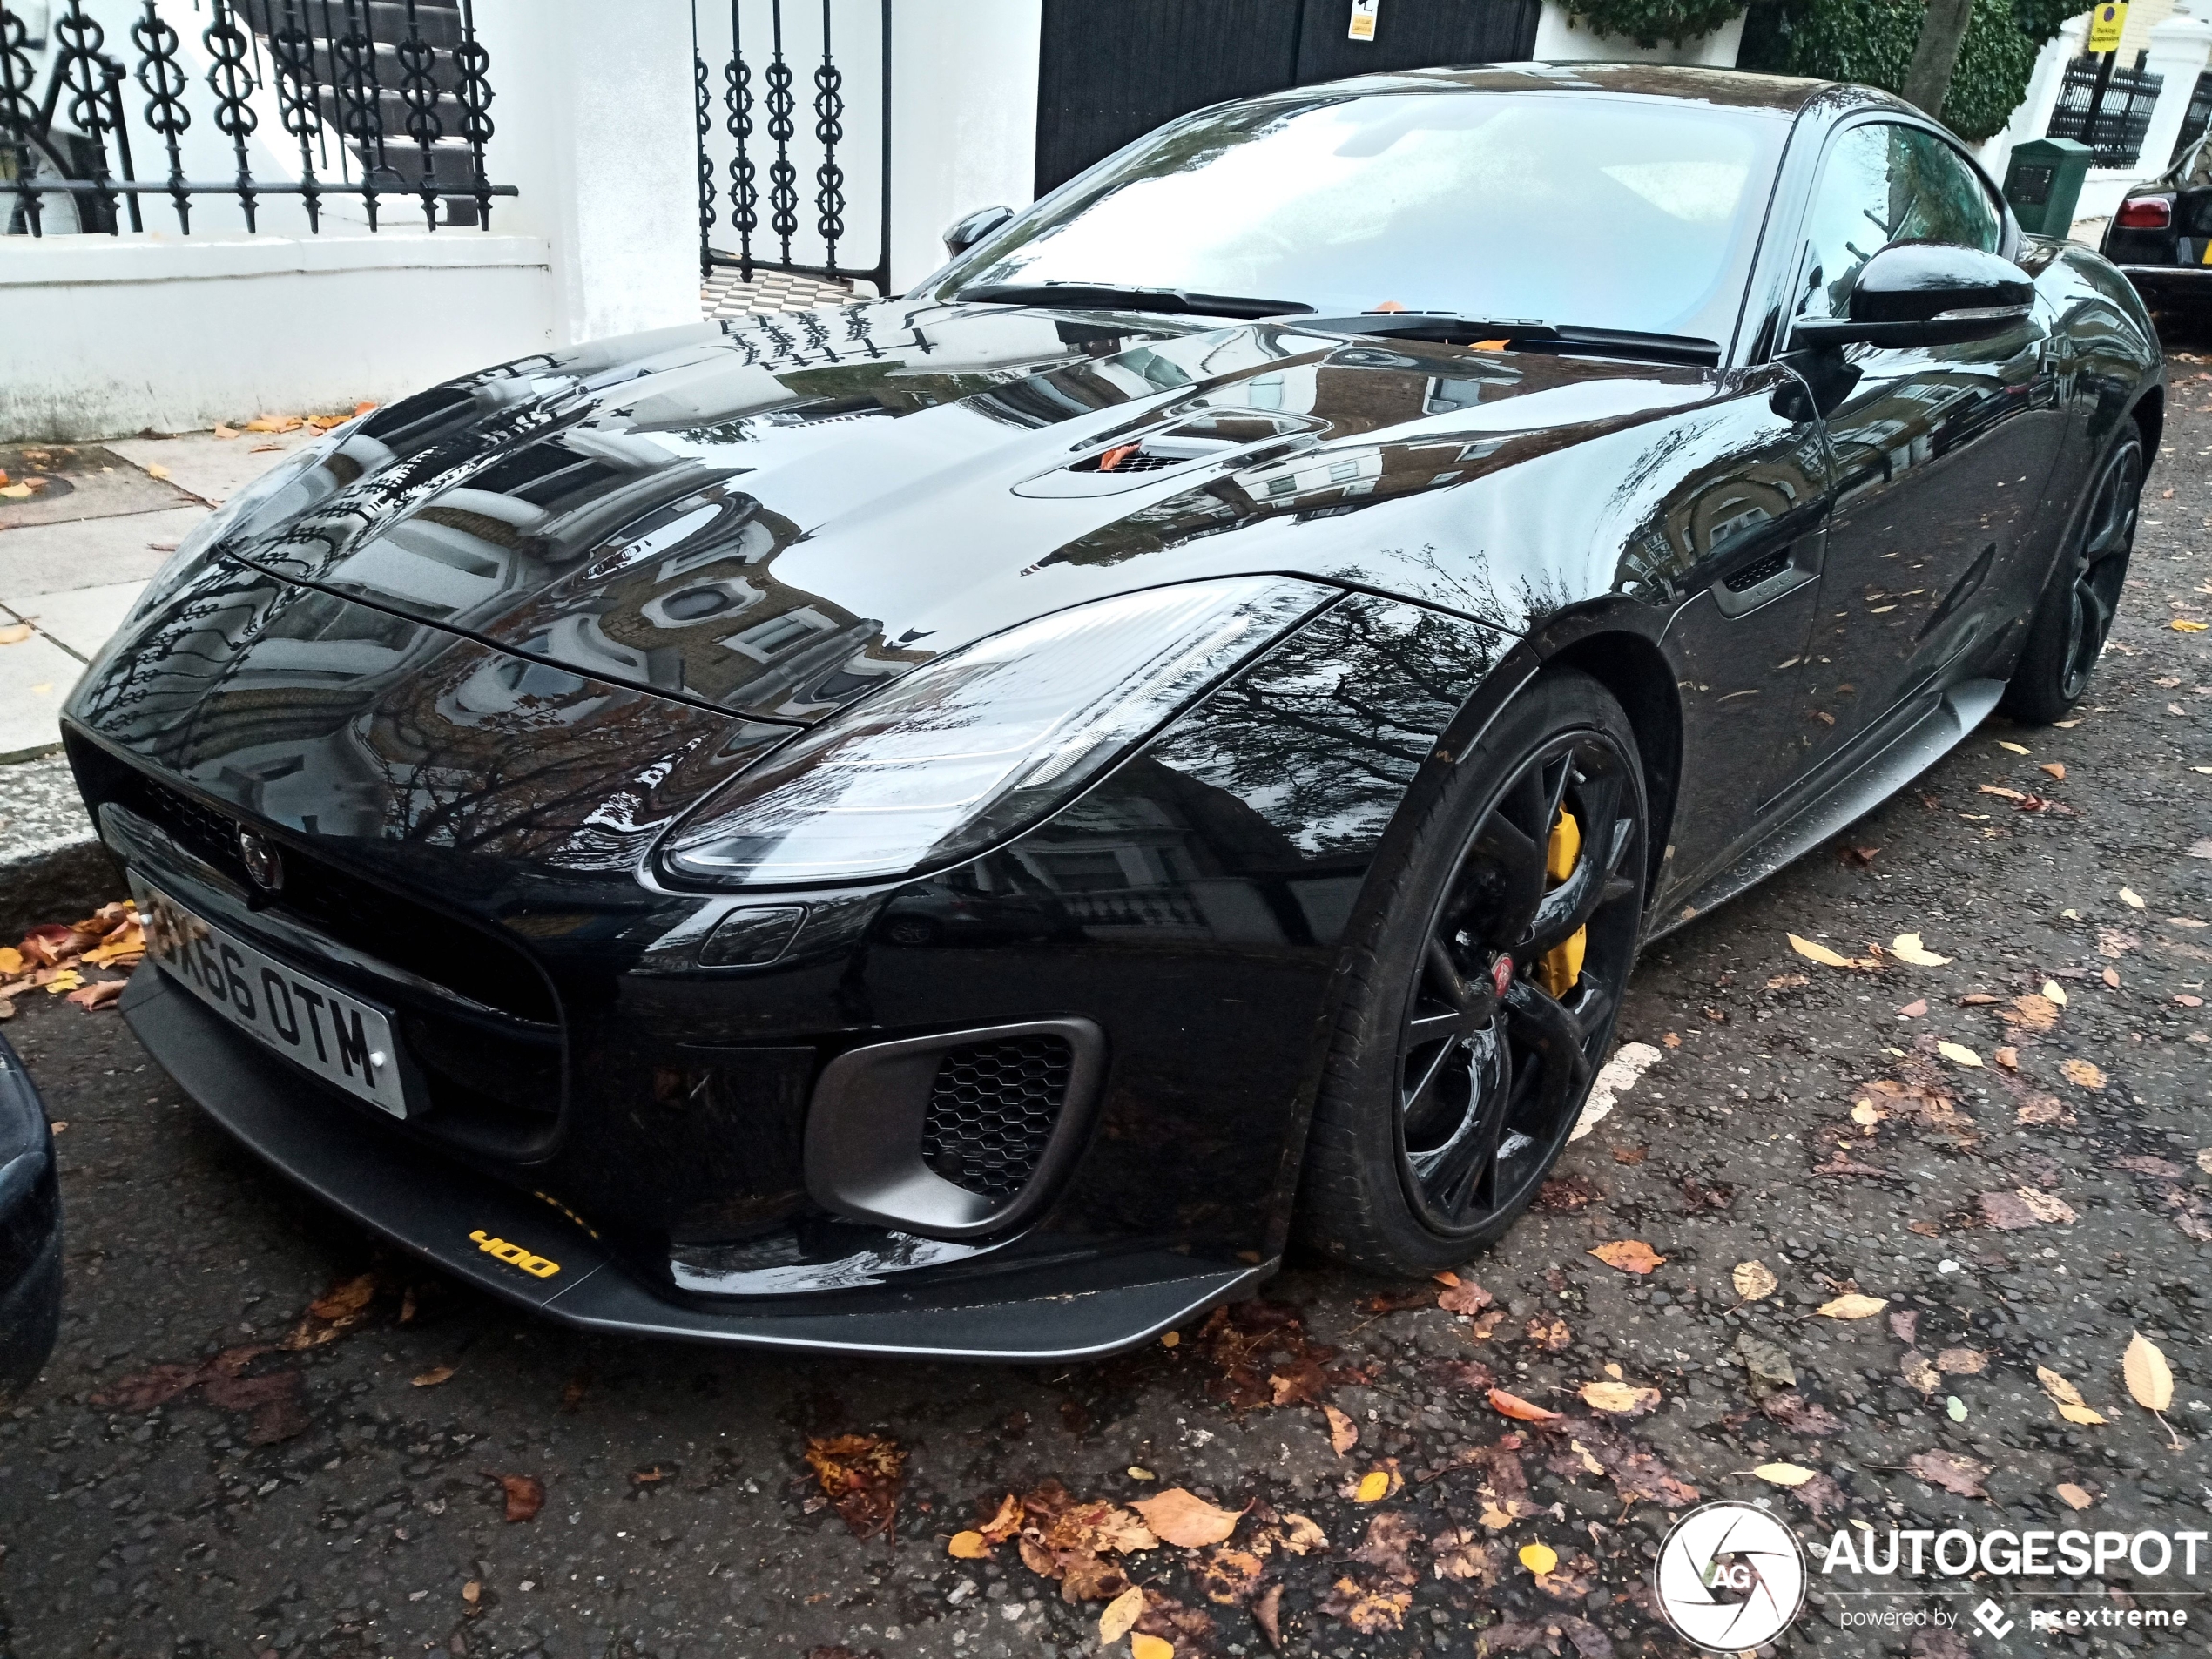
469 1230 561 1278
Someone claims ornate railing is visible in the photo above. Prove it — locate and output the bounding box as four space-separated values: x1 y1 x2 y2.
691 0 890 295
2049 55 2164 171
1 0 513 237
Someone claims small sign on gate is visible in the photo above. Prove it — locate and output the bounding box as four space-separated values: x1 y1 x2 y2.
1349 0 1381 40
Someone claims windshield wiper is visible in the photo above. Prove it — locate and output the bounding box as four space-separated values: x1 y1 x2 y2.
956 281 1315 320
1305 311 1720 367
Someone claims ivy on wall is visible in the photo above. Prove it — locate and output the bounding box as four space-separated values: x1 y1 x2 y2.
1738 0 2070 142
1567 0 1749 48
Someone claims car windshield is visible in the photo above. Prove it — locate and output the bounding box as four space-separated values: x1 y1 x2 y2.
937 90 1787 348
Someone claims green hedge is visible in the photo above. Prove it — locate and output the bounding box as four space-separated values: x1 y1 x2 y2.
1737 0 2064 143
1568 0 1748 48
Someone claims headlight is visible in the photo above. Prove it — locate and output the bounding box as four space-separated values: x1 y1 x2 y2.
658 576 1332 888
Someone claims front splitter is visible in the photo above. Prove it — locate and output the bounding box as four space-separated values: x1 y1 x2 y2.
120 969 1270 1361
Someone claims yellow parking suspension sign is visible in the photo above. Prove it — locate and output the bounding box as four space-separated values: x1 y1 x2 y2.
2087 2 2128 55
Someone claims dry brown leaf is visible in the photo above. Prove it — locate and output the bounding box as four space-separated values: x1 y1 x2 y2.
978 1491 1023 1543
1131 1487 1244 1548
1731 1260 1778 1300
1252 1581 1284 1651
1321 1576 1410 1635
803 1433 907 1540
495 1473 544 1521
1904 1451 1989 1499
1936 1041 1983 1069
1815 1293 1888 1319
2060 1058 2107 1089
1588 1239 1664 1274
2014 1189 2077 1224
1525 1315 1572 1352
410 1364 455 1388
308 1273 377 1322
1900 1352 1940 1393
2055 1482 2094 1511
1324 1403 1358 1455
2124 1331 2175 1412
0 624 33 646
1437 1276 1495 1315
2041 762 2066 779
1578 1381 1661 1415
1099 1585 1146 1644
1487 1388 1563 1423
1131 1635 1174 1659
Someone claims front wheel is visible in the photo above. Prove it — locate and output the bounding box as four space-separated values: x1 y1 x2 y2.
1295 669 1647 1275
2000 430 2143 725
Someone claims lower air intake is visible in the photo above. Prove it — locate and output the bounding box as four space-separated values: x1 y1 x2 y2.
920 1034 1074 1200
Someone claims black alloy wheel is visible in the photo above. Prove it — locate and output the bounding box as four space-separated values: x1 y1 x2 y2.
2002 432 2143 724
1298 670 1648 1274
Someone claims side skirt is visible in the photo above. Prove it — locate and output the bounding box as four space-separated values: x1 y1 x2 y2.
1644 678 2005 943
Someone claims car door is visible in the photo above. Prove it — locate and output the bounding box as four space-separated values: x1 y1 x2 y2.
1786 120 2065 765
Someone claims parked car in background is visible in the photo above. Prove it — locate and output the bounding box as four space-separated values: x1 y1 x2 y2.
60 64 2159 1360
0 1030 63 1399
2103 132 2212 308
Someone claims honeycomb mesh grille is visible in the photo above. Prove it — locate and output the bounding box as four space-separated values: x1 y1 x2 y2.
919 1035 1074 1201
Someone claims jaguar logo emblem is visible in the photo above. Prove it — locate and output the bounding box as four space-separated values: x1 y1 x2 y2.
238 828 284 894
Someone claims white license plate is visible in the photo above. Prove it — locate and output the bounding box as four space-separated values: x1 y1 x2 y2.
133 879 409 1118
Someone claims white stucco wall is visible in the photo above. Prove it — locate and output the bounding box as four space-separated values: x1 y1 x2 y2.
0 233 554 442
889 0 1043 290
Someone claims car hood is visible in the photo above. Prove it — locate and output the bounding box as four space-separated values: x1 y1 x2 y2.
199 297 1715 724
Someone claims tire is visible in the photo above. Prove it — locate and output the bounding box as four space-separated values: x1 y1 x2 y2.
1295 669 1648 1276
2000 429 2144 725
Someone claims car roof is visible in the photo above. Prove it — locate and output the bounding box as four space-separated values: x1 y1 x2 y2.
1258 61 1902 118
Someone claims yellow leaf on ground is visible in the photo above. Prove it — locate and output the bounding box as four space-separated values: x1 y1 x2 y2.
0 948 18 974
2175 619 2209 631
1354 1471 1392 1503
1131 1635 1174 1659
2042 980 2067 1005
1816 1293 1888 1319
1892 932 1952 966
1789 933 1878 969
1998 740 2030 754
2120 887 2147 909
1487 1388 1563 1423
410 1364 455 1387
1732 1260 1777 1300
1099 1585 1146 1644
1851 1098 1883 1124
2037 1366 2107 1424
1588 1240 1665 1274
2060 1058 2107 1089
1131 1487 1244 1548
1753 1462 1818 1487
213 422 240 439
1519 1543 1559 1574
2125 1331 2175 1412
948 1530 988 1559
144 462 171 480
0 484 32 501
1578 1381 1661 1413
0 623 31 644
1936 1042 1983 1069
2041 762 2066 779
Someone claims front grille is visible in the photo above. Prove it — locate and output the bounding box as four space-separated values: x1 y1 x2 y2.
919 1034 1073 1201
1075 448 1177 474
93 761 556 1026
1724 550 1791 592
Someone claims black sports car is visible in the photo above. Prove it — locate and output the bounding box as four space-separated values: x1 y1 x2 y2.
61 65 2158 1360
2103 132 2212 307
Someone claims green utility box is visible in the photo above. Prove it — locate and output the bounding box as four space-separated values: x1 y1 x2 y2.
2004 137 2094 237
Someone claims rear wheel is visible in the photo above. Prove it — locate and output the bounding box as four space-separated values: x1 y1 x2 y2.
2000 431 2142 725
1296 670 1647 1275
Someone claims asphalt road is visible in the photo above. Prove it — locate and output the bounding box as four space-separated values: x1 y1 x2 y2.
3 356 2209 1659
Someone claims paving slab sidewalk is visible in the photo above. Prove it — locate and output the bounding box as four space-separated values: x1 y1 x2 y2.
0 428 314 933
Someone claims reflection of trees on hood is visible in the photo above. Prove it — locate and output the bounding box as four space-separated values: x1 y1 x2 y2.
1151 598 1502 859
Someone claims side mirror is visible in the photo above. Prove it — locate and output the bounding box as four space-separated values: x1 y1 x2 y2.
942 205 1015 258
1791 241 2034 350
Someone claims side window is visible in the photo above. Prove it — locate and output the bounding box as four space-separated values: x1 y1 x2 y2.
1794 124 2005 321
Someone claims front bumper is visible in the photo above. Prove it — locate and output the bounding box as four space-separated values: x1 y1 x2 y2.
121 969 1264 1359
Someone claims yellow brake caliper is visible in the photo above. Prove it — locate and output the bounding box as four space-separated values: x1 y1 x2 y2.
1537 808 1586 997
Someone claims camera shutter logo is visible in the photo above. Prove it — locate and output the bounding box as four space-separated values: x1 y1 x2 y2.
1654 1501 1808 1651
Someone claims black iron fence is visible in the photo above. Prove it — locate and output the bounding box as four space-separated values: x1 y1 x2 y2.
2048 54 2164 169
691 0 889 296
2171 66 2212 168
0 0 513 237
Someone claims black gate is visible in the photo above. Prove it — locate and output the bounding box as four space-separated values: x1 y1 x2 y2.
692 0 890 295
2171 66 2212 167
2048 54 2163 170
1035 0 1542 195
